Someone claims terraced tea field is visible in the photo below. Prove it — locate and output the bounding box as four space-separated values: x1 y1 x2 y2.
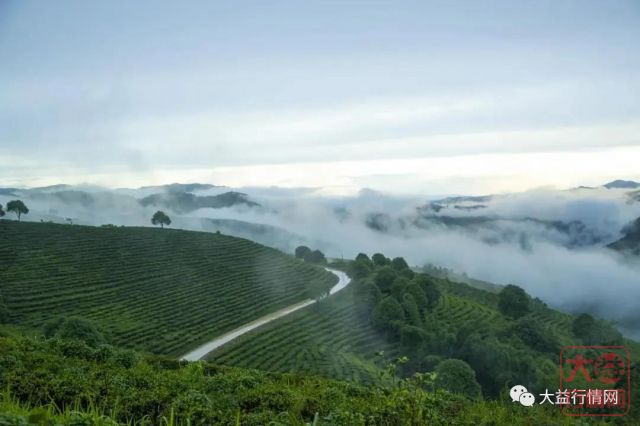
209 285 393 384
0 221 336 355
208 276 606 382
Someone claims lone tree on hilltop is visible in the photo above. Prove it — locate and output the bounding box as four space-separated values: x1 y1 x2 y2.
295 245 312 259
7 200 28 221
498 284 530 319
0 203 5 218
151 210 171 228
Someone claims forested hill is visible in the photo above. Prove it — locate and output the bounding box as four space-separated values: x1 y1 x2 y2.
0 220 336 355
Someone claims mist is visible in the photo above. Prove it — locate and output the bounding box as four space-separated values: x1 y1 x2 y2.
2 182 639 339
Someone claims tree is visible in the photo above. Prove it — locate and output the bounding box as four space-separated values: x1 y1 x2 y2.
295 246 311 259
0 203 5 217
413 275 441 310
390 276 410 300
374 266 397 293
498 284 530 319
43 316 107 347
390 256 409 271
512 317 559 354
151 210 171 228
6 200 28 221
348 260 372 279
400 325 426 360
402 293 422 327
355 253 372 267
371 253 389 266
304 249 327 264
354 279 382 320
434 359 482 399
372 296 405 333
572 313 622 345
405 283 429 312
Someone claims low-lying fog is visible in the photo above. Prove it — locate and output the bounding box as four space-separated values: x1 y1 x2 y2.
2 182 639 339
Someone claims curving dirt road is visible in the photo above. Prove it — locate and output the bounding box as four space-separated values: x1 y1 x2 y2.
180 267 351 361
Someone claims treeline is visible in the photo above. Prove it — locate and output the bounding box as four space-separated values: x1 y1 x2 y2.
344 252 625 400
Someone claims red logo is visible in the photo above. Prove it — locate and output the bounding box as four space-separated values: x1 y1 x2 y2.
560 346 631 416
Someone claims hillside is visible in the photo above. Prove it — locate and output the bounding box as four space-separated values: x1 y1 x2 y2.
211 256 640 401
0 221 336 355
608 217 640 257
0 331 581 425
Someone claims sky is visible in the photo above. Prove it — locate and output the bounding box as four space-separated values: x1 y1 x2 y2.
1 0 639 195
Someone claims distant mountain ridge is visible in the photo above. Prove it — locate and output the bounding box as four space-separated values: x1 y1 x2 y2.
136 183 220 193
604 179 640 189
140 191 260 213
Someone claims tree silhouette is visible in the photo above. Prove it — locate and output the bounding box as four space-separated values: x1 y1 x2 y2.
0 203 5 218
151 211 171 228
294 245 311 259
498 284 530 319
6 200 28 221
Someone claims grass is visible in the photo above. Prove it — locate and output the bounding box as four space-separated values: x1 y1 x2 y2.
0 220 336 356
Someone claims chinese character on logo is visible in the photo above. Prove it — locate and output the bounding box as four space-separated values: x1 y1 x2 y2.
560 346 630 417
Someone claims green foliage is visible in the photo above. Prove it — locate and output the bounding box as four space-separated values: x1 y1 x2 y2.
434 359 482 400
354 279 382 319
304 249 327 265
0 203 5 217
401 293 421 327
510 317 559 354
0 332 579 425
497 284 530 319
0 221 335 356
0 303 9 324
6 200 28 221
390 257 409 271
151 210 171 228
371 253 388 266
572 313 623 345
347 259 372 279
42 316 107 347
373 266 396 293
399 325 425 358
294 245 311 259
413 275 441 310
372 297 405 333
354 253 372 266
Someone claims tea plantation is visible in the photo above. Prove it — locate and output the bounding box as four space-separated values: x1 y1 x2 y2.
0 221 336 355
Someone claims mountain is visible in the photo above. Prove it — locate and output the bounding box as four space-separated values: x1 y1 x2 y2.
608 217 640 257
137 182 219 193
26 189 138 209
604 179 640 189
139 190 260 213
365 210 608 249
0 187 18 196
427 195 492 212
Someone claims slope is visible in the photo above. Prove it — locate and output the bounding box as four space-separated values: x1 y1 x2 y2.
0 221 336 355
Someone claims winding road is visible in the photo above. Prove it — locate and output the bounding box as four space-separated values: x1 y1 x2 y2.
180 267 351 361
